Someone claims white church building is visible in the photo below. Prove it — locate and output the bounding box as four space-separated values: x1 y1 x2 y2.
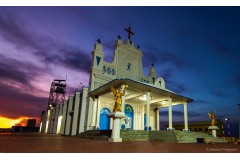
39 29 193 136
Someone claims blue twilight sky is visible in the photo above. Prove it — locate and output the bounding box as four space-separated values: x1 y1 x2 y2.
0 7 239 135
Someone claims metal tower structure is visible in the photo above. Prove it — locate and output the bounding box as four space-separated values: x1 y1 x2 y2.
47 79 66 110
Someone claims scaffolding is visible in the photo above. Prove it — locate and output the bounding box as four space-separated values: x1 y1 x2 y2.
47 79 66 110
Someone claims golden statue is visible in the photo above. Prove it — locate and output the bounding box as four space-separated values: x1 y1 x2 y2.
111 85 128 112
208 112 216 126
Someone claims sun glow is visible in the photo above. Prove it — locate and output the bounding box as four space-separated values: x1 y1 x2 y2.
0 116 30 128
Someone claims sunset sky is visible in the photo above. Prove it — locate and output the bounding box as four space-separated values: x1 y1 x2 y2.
0 7 239 135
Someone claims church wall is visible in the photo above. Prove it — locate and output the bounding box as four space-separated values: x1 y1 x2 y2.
40 112 47 133
53 104 59 134
79 87 88 133
65 96 74 135
60 100 68 135
71 92 81 136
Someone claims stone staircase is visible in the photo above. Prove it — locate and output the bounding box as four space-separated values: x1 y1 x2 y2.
121 130 149 141
173 130 228 143
77 130 111 140
77 130 228 143
121 130 177 142
149 130 178 142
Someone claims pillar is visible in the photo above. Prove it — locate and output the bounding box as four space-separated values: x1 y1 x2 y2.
167 97 174 130
183 102 189 131
90 96 98 130
60 100 68 134
53 104 59 134
71 92 81 136
121 85 126 126
156 108 160 130
65 96 74 135
96 97 101 129
48 109 54 133
45 110 50 133
146 92 151 131
142 104 144 130
79 87 88 134
56 103 63 134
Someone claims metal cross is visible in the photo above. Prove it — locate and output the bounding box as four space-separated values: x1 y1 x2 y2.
125 25 134 40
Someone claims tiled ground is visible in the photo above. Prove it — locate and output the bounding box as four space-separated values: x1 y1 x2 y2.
0 133 239 153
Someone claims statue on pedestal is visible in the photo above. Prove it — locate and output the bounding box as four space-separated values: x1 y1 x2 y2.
111 85 128 112
208 111 216 126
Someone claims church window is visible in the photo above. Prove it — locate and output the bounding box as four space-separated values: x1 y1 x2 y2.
124 104 133 112
152 77 155 84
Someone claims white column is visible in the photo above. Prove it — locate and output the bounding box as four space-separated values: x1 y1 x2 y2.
183 102 189 131
71 92 81 136
156 108 160 130
53 104 59 134
90 97 98 130
49 109 55 133
146 92 151 131
45 110 50 133
142 105 144 130
159 108 161 131
39 122 42 133
167 97 174 130
96 97 101 129
121 85 126 113
65 96 74 135
79 88 88 134
60 100 68 134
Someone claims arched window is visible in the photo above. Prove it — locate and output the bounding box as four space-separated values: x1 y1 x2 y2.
124 104 134 129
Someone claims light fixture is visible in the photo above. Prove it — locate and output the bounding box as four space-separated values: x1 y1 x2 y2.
161 101 167 105
138 95 152 101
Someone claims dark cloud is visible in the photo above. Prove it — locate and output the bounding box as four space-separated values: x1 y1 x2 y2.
210 89 228 98
0 11 91 74
0 82 48 119
207 36 234 55
160 110 204 120
57 47 92 72
0 12 38 50
0 55 41 87
166 80 188 94
142 46 188 69
193 99 212 105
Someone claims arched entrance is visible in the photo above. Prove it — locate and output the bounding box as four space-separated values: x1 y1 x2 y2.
124 104 134 129
99 108 110 130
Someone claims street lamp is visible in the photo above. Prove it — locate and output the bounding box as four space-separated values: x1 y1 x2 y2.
225 118 230 136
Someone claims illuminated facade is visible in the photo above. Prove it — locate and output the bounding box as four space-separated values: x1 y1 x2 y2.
39 35 193 136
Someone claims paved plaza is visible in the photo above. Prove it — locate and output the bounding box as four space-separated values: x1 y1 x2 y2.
0 133 239 153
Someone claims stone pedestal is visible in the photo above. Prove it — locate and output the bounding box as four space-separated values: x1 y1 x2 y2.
208 126 219 137
108 112 125 142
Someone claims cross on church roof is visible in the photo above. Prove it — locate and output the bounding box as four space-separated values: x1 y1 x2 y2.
125 25 134 40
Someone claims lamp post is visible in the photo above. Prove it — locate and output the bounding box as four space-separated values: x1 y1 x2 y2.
225 118 230 136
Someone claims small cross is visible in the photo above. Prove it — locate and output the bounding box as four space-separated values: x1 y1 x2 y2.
125 25 134 40
97 39 101 44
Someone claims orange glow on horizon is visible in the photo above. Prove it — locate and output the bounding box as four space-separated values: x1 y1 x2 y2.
0 116 39 128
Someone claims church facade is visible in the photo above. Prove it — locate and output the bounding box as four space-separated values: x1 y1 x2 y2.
39 31 193 136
